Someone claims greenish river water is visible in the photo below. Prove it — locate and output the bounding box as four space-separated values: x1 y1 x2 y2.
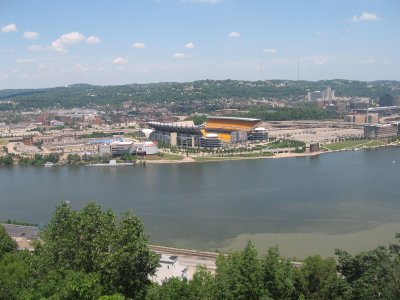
1 147 400 258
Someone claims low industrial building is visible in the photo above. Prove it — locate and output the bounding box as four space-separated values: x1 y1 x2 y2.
98 140 158 156
2 224 40 251
344 113 378 124
151 254 188 285
364 123 399 139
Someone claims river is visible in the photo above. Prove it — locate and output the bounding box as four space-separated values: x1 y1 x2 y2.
1 147 400 258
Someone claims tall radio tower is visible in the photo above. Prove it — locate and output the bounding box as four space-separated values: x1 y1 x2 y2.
297 56 300 81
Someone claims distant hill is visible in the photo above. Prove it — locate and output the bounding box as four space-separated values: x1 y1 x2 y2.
0 79 399 110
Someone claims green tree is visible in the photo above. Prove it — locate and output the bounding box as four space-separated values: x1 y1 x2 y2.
0 224 17 258
188 266 215 299
0 154 13 166
261 246 294 300
0 251 34 300
35 202 159 299
293 255 349 300
146 278 192 300
67 153 81 164
213 241 267 300
336 246 395 300
31 269 103 300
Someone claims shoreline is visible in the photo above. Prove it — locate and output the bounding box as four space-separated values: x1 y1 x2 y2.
144 143 400 164
3 143 398 167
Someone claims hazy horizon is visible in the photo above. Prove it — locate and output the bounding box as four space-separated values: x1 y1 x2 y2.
2 77 400 91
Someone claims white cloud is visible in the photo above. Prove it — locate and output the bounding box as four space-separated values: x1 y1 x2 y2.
86 36 102 44
229 31 240 38
359 58 375 64
28 45 44 51
1 23 17 33
351 12 380 22
113 57 128 64
173 53 187 59
16 58 34 63
59 32 85 44
185 42 195 49
132 42 146 48
23 31 38 40
264 48 277 54
51 32 86 53
73 63 88 71
51 39 67 53
2 48 16 53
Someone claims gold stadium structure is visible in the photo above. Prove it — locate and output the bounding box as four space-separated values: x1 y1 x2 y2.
202 117 263 142
148 116 267 148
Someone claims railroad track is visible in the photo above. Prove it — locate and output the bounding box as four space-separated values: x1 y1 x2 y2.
150 245 220 260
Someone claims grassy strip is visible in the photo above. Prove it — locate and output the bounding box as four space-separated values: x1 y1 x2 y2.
192 156 241 162
367 140 387 147
193 152 274 162
324 140 386 151
149 152 184 160
0 139 8 145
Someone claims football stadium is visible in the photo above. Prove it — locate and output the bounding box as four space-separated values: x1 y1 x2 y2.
148 117 268 148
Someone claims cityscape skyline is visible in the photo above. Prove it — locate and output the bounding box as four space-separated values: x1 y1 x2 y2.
0 0 399 89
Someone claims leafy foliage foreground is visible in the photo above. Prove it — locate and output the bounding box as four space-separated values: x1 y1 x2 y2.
0 203 399 300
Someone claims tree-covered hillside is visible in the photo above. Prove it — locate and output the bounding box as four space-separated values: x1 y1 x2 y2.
1 79 399 110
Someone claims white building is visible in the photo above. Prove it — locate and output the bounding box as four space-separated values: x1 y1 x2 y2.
151 254 188 285
134 141 158 155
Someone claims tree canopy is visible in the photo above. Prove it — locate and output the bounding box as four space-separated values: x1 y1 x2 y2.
0 204 399 299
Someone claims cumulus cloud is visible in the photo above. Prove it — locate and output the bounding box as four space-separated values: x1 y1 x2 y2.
59 32 85 44
16 58 34 63
51 32 86 53
132 42 146 48
27 45 44 51
264 48 277 54
1 23 17 33
351 12 380 22
51 39 67 53
113 57 128 64
173 53 187 59
229 31 240 38
23 31 38 40
185 42 195 49
86 36 101 44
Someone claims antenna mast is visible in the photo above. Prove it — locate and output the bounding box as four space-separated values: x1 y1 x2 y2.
297 56 300 81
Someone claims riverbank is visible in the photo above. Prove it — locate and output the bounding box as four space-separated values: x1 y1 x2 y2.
2 141 399 167
144 142 400 164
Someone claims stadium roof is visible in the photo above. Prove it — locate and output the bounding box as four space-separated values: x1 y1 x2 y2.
206 116 261 122
148 121 202 135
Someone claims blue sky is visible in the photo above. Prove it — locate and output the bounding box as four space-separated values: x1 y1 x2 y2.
0 0 399 89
